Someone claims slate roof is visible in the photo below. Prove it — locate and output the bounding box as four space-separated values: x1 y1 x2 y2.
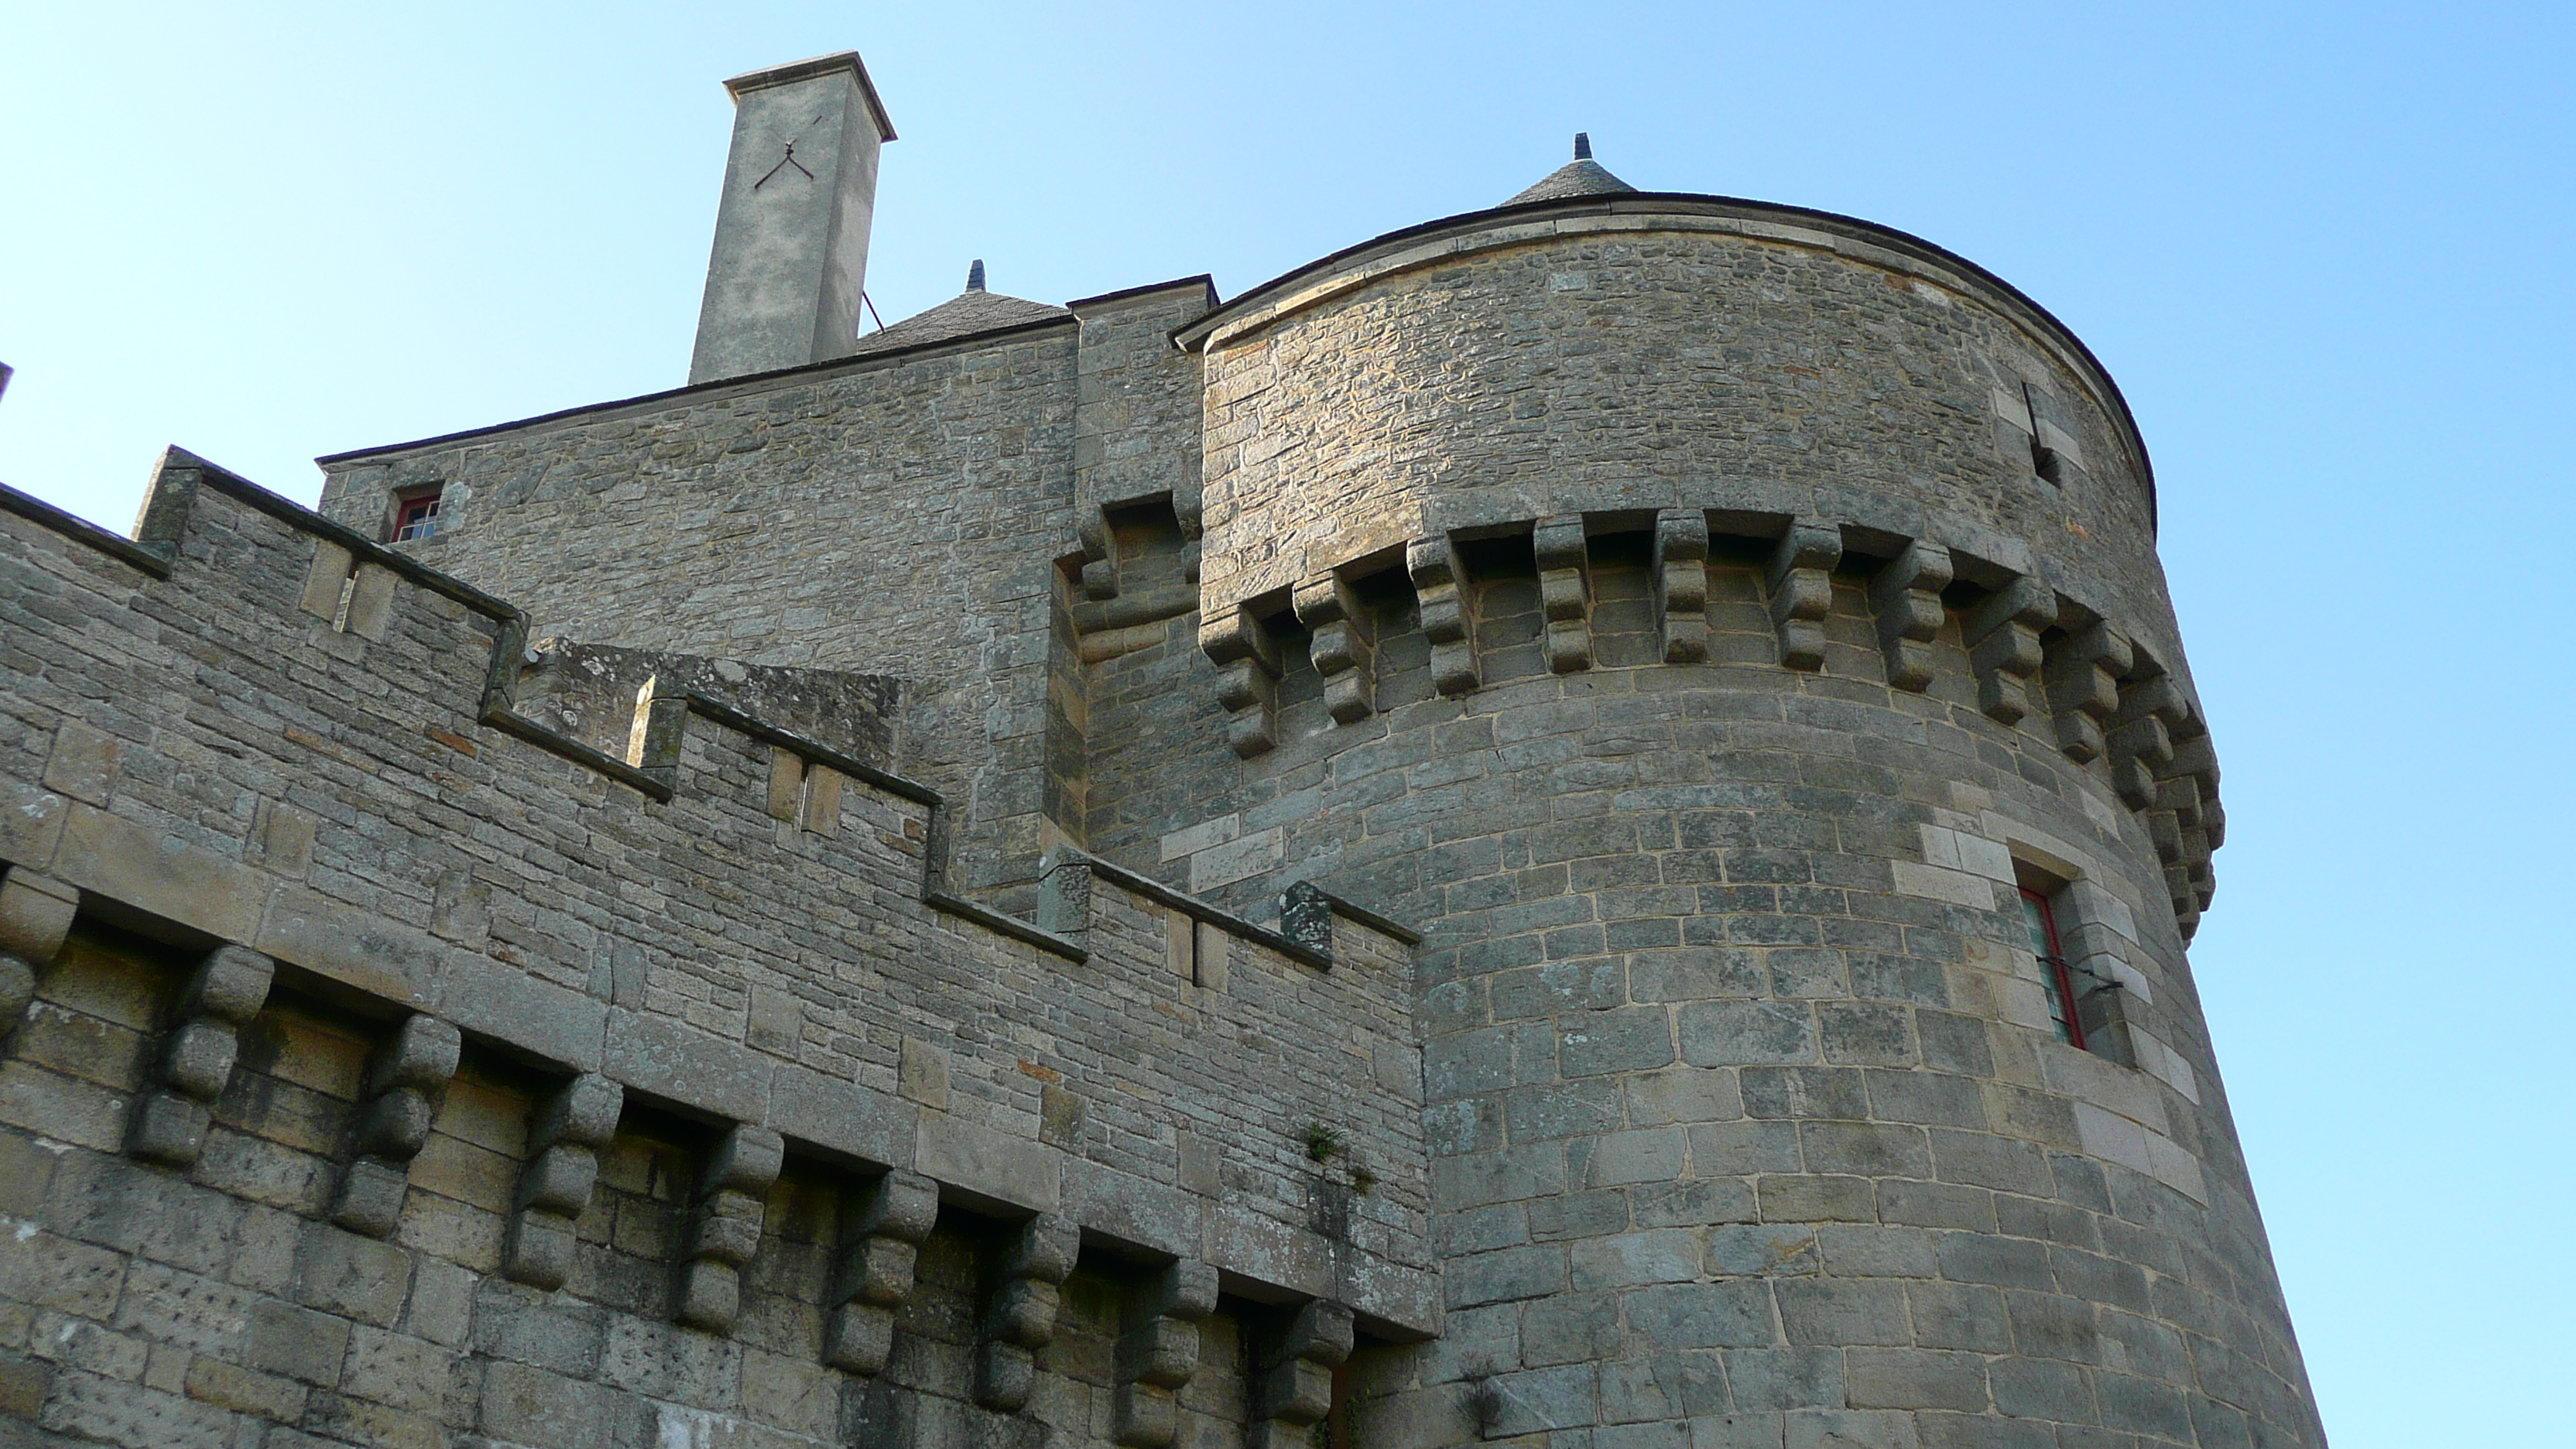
851 264 1070 355
1505 133 1636 206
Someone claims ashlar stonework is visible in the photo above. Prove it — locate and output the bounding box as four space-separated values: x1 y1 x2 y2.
0 46 2320 1449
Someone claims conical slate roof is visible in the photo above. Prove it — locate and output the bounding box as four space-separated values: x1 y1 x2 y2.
851 260 1070 355
1505 132 1636 206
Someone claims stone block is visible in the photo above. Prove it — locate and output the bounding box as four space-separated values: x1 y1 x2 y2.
975 1339 1036 1411
331 1157 412 1238
502 1211 575 1290
824 1301 895 1374
368 1016 462 1098
127 1090 210 1166
0 954 33 1035
702 1124 784 1198
295 1223 414 1326
0 869 78 965
159 1019 238 1101
41 721 122 806
1560 1007 1675 1077
351 1087 436 1159
516 1144 598 1215
914 1110 1060 1213
673 1259 740 1333
176 946 275 1029
1622 1281 1775 1349
532 1073 624 1153
898 1035 951 1109
1679 1000 1815 1065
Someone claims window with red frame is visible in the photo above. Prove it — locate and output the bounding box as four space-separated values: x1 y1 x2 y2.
393 487 443 542
2018 886 2085 1049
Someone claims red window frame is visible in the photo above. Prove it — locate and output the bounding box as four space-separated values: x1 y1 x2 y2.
2019 886 2086 1050
393 488 443 542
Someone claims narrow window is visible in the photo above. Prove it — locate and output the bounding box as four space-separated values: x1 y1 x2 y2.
392 486 444 542
2018 886 2086 1049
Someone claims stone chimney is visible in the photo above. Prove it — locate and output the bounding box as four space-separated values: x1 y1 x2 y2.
687 53 897 385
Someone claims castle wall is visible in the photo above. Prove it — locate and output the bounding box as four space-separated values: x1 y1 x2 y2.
1067 207 2314 1445
315 322 1084 899
0 458 1433 1447
1187 204 2190 696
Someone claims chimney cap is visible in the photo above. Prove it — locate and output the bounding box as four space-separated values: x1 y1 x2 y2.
720 51 896 141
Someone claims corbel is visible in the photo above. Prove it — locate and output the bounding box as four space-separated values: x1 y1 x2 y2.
1962 577 2056 724
1533 515 1591 673
1764 522 1842 672
1407 534 1480 697
2043 621 2132 762
2106 666 2189 809
677 1123 785 1334
1078 508 1122 601
824 1167 940 1375
1652 509 1710 664
1201 601 1282 759
1295 571 1377 724
627 676 689 793
1865 540 1952 691
1112 1259 1219 1447
331 1013 461 1238
0 867 80 1036
128 945 273 1168
1251 1298 1353 1447
976 1212 1081 1412
504 1071 623 1290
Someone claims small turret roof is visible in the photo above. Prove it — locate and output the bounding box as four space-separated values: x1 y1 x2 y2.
1505 132 1636 205
851 260 1070 355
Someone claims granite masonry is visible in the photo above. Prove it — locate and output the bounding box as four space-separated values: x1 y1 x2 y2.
0 46 2321 1449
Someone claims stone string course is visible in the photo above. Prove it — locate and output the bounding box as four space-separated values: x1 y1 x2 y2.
0 179 2324 1447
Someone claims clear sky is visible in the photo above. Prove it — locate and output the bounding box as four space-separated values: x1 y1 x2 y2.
3 4 2568 1443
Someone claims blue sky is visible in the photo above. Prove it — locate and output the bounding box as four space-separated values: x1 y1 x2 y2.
3 4 2568 1442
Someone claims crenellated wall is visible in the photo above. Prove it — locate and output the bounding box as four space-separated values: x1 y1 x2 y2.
30 162 2323 1448
0 454 1430 1447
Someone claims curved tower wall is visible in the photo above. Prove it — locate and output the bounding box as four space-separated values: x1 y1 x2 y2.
1131 200 2319 1445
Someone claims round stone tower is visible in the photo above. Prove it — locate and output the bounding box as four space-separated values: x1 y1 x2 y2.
1141 143 2324 1445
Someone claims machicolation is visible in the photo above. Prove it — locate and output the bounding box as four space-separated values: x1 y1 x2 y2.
0 46 2323 1449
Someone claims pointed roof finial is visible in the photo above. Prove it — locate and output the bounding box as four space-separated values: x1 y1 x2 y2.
966 259 987 292
1503 134 1636 206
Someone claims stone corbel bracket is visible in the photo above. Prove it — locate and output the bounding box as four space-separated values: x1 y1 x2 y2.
1651 508 1710 663
0 865 80 1035
504 1072 624 1290
2106 663 2189 810
1251 1298 1353 1447
677 1123 786 1334
2043 619 2132 763
128 944 274 1168
1764 520 1841 671
1294 571 1377 724
1113 1258 1219 1447
1963 574 2057 724
1406 533 1480 696
1201 600 1284 759
1866 540 1952 691
976 1211 1081 1412
1532 515 1591 673
331 1012 461 1237
825 1167 940 1375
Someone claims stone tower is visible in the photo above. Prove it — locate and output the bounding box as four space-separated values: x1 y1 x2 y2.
0 53 2321 1449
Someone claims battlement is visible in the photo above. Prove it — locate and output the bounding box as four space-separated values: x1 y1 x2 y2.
0 447 1434 1442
